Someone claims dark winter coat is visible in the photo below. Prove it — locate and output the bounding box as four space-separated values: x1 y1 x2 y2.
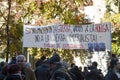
105 69 119 80
0 73 6 80
5 74 23 80
50 66 72 80
69 66 84 80
35 63 50 80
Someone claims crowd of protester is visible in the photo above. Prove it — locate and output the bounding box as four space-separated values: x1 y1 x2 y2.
0 52 120 80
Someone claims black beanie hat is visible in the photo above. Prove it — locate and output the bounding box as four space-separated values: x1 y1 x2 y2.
47 53 60 63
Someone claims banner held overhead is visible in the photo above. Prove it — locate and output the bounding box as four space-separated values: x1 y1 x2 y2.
23 22 111 51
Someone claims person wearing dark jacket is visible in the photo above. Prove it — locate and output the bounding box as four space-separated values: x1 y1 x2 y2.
105 59 120 80
0 64 9 80
16 55 36 80
86 61 103 80
35 55 46 68
48 53 72 80
35 63 50 80
69 65 84 80
8 56 16 65
5 64 24 80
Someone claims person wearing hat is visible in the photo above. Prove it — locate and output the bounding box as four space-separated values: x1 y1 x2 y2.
105 59 120 80
35 61 50 80
35 55 46 68
48 53 72 80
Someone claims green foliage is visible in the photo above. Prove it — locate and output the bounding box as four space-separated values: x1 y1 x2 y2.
104 0 120 55
0 0 24 58
0 0 93 63
25 0 90 63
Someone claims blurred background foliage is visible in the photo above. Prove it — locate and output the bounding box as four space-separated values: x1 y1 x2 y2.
0 0 120 64
104 0 120 55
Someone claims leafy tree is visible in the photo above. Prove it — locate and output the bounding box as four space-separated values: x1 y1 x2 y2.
104 0 120 55
0 0 93 63
0 0 23 59
24 0 92 63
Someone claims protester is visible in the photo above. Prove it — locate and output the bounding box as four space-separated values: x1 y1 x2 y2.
0 66 7 80
83 67 89 80
5 64 24 80
35 62 50 80
69 65 84 80
48 53 72 80
105 59 120 80
0 61 6 72
25 62 32 69
16 55 36 80
86 61 104 80
35 55 46 68
8 56 16 65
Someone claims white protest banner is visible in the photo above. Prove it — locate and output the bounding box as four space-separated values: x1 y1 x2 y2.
23 22 111 51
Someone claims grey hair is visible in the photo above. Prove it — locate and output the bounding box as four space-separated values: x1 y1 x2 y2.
16 55 26 61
